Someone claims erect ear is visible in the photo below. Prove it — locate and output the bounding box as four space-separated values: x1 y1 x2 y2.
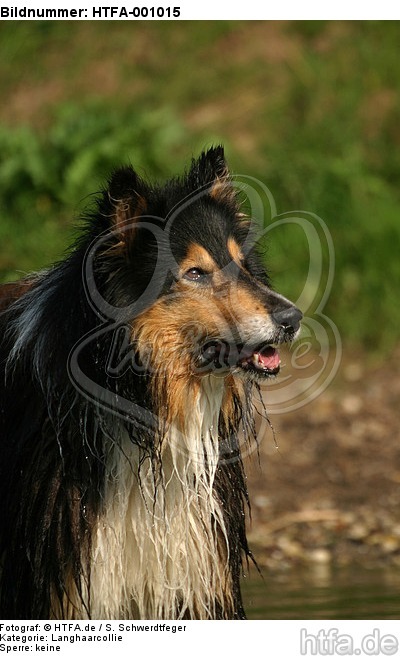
190 146 237 207
107 166 148 246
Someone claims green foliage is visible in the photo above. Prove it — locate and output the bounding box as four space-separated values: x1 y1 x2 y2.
0 105 191 277
252 23 400 353
0 21 399 354
0 104 188 212
258 135 400 351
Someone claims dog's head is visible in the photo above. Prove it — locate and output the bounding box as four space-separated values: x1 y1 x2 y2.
96 147 302 412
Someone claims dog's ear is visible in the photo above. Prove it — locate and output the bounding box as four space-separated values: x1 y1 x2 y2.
190 146 237 207
107 166 148 246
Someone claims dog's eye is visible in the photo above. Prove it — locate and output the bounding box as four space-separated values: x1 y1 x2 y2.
184 267 206 281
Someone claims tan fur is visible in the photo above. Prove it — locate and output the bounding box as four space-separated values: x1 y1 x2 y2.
105 194 148 254
179 243 217 277
130 260 274 429
227 237 245 266
50 237 276 619
209 173 236 206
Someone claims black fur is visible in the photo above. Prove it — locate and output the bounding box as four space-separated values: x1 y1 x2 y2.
0 147 300 619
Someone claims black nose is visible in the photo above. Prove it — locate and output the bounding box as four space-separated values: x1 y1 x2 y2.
272 305 303 336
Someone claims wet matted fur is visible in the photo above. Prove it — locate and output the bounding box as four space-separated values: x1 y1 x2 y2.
0 147 302 619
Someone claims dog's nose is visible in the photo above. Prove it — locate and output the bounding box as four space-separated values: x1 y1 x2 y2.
272 305 303 336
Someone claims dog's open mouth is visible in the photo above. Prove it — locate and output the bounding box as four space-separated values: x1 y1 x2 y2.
238 345 281 376
199 341 281 378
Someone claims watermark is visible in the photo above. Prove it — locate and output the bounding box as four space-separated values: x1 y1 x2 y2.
300 628 399 656
67 174 341 461
237 175 342 414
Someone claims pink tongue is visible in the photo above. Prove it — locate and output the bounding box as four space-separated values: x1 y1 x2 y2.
258 347 280 370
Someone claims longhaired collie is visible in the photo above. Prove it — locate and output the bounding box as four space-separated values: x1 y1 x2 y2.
0 147 302 619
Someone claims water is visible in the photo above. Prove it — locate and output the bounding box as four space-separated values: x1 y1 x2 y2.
242 566 400 619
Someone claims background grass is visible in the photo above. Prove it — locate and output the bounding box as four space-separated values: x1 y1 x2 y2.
0 21 399 355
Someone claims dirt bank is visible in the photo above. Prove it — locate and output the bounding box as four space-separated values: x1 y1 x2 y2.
246 349 400 571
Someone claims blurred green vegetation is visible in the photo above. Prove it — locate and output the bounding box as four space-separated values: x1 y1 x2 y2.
0 21 399 354
0 105 191 272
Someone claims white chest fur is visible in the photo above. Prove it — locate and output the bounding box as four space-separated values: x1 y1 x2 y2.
88 375 233 619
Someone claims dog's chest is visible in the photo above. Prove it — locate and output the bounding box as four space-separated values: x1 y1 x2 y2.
88 377 232 619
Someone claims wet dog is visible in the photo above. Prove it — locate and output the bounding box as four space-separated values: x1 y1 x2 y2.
0 146 302 619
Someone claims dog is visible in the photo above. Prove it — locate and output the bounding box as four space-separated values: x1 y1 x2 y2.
0 146 302 619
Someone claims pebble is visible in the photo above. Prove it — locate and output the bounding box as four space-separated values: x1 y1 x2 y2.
307 548 332 564
250 507 400 571
381 535 400 554
254 494 271 509
343 363 363 382
277 536 304 558
342 395 363 414
347 523 370 541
